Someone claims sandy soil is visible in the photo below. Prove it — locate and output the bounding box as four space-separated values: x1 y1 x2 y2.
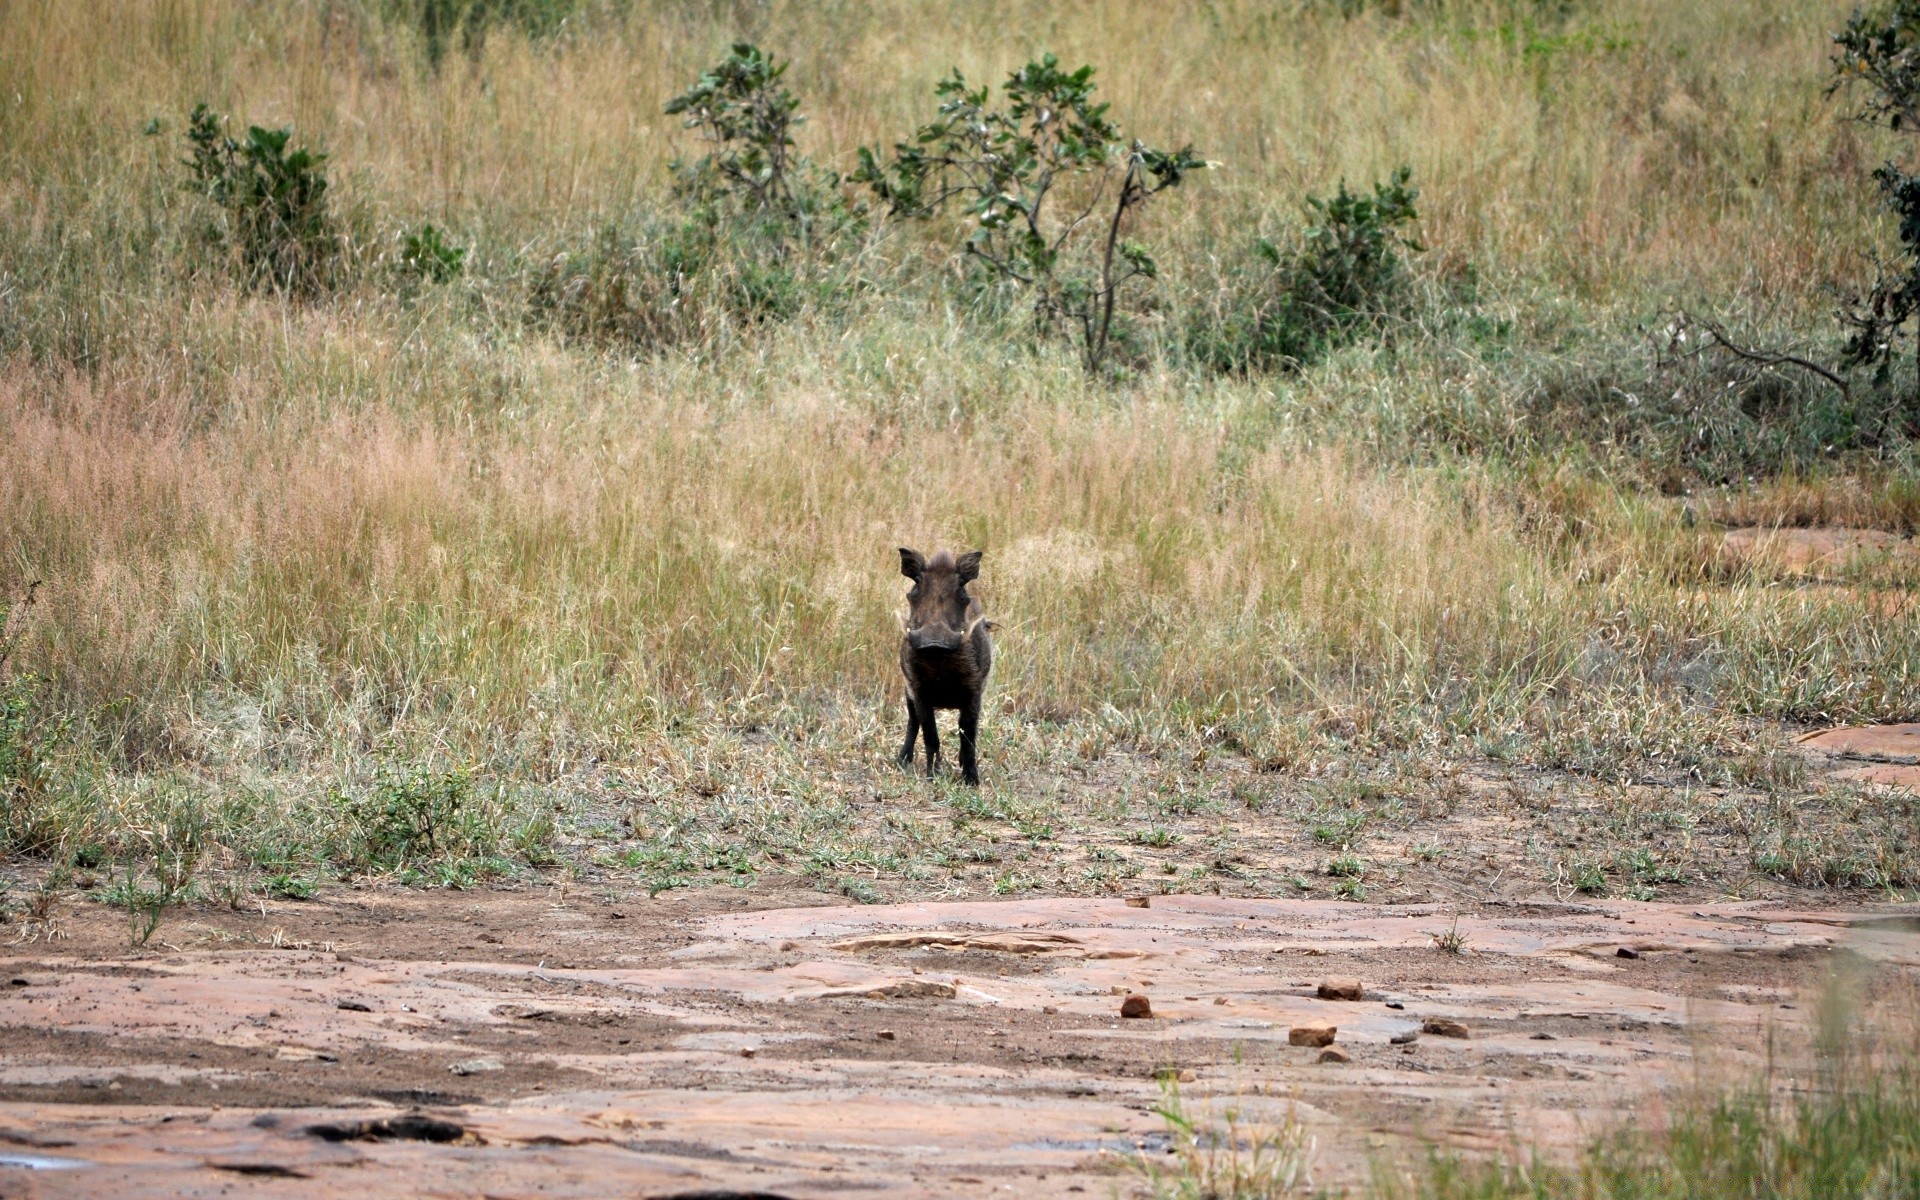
3 876 1917 1199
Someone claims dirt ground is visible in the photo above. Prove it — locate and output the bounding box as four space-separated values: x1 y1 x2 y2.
2 866 1918 1199
3 724 1920 1198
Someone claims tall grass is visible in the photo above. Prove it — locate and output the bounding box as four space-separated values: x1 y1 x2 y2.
1 0 1916 879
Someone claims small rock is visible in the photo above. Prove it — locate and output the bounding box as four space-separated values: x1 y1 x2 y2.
336 1000 372 1013
1530 1031 1556 1040
1111 985 1129 996
1422 1017 1470 1039
608 911 627 920
1120 994 1153 1019
779 941 797 951
1616 947 1640 959
1288 1020 1337 1048
1042 1005 1059 1015
876 1030 895 1041
1124 896 1151 908
1384 1000 1405 1010
449 1057 504 1076
1317 1046 1351 1064
740 1047 756 1058
1390 1030 1419 1045
7 977 27 987
1213 997 1229 1006
1317 978 1364 1001
1179 1068 1196 1083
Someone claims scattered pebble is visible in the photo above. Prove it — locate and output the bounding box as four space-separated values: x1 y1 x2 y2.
336 1000 372 1013
7 978 27 987
1317 1046 1351 1064
1213 997 1229 1006
1617 947 1640 960
1530 1031 1556 1040
1042 1005 1058 1015
1120 994 1153 1019
740 1047 756 1059
1288 1020 1337 1048
1391 1030 1419 1045
1124 896 1151 909
1318 978 1364 1001
1422 1017 1471 1039
1384 1000 1405 1010
449 1058 503 1076
876 1030 896 1041
779 941 796 951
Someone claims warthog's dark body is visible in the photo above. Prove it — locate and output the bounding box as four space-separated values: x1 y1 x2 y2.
896 547 992 785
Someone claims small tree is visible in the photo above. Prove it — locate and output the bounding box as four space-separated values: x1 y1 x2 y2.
855 55 1208 373
665 42 838 238
1832 2 1920 410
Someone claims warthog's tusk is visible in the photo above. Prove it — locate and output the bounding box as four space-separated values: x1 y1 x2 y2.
963 614 990 642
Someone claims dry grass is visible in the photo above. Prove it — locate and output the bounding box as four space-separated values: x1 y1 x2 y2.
1 0 1917 900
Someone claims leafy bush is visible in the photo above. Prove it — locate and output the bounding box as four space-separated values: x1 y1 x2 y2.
399 224 466 284
1832 2 1920 415
665 43 841 234
334 763 499 873
534 44 850 352
183 104 337 294
1188 167 1422 374
857 54 1207 373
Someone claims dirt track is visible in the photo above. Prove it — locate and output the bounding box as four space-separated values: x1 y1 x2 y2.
4 881 1916 1198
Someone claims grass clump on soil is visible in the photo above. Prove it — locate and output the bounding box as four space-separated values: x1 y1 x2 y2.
1 0 1920 902
1379 980 1920 1200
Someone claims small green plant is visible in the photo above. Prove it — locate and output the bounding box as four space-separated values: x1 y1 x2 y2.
1131 826 1183 848
335 763 499 876
1334 877 1367 900
1432 918 1468 953
857 54 1208 373
1189 167 1421 374
1327 853 1366 878
262 872 315 900
183 104 337 293
399 224 466 283
115 800 206 948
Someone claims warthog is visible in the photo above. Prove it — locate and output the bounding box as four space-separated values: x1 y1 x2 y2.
896 547 992 785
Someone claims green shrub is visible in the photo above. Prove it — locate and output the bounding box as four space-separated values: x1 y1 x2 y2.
1832 1 1920 413
334 763 499 873
183 104 338 294
399 223 466 284
857 53 1207 373
1188 167 1421 374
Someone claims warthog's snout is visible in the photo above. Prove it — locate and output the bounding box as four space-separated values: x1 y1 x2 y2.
906 624 966 654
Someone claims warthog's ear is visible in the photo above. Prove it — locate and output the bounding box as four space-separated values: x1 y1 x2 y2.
956 550 982 583
898 547 926 579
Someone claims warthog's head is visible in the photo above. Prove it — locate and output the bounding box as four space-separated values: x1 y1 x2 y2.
898 547 983 655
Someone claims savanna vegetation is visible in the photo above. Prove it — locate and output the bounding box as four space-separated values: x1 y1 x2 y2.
5 0 1920 919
